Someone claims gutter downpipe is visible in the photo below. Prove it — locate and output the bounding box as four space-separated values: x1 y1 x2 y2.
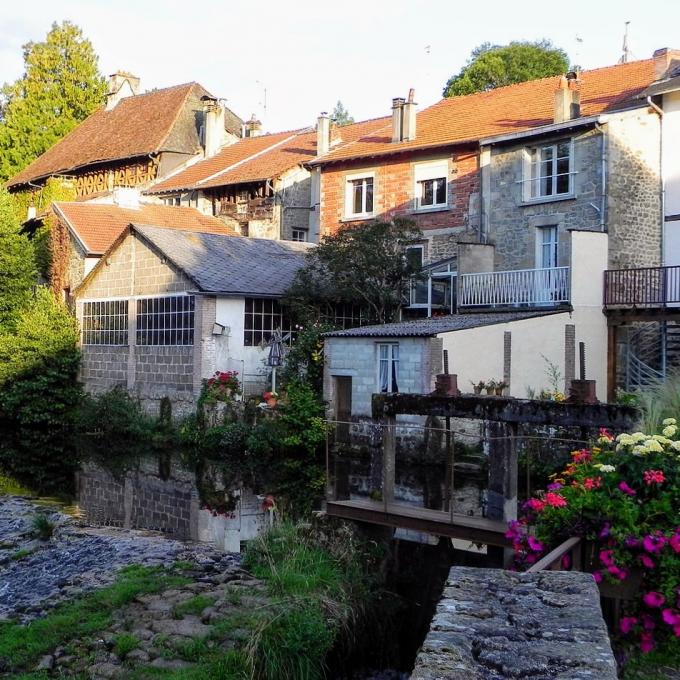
594 123 607 233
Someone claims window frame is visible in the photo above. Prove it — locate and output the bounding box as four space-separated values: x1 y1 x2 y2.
414 160 449 212
522 139 574 202
243 297 294 347
344 171 375 220
291 228 308 242
81 299 129 346
135 294 195 347
376 342 400 394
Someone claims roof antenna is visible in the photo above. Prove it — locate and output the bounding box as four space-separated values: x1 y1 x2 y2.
619 21 631 64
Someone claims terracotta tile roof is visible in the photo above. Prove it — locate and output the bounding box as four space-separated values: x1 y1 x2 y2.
312 58 657 164
7 83 211 188
53 201 238 255
148 117 391 193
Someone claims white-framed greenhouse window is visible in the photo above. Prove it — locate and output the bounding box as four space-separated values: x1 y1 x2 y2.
344 172 375 219
414 160 449 211
523 139 573 201
377 343 399 393
81 300 129 346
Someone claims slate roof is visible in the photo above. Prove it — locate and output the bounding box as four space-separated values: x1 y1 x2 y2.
53 201 237 255
147 117 390 194
324 311 564 338
7 82 241 189
311 58 657 165
130 224 312 296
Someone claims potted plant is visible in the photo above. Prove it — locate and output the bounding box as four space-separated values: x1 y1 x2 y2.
495 380 508 396
471 380 485 395
262 390 278 408
485 379 497 395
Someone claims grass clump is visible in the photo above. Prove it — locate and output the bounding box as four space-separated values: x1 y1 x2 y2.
10 548 32 561
31 513 54 540
113 632 138 659
0 565 188 671
172 594 215 619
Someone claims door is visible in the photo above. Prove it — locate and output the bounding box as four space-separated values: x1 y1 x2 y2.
334 376 352 444
535 226 558 303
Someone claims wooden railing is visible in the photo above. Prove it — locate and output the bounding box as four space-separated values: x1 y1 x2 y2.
604 265 680 307
459 266 570 308
527 536 582 572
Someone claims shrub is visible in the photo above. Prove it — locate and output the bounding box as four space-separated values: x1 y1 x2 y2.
31 514 55 540
112 633 138 659
510 423 679 654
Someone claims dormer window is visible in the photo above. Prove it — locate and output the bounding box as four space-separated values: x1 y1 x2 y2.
414 161 448 211
524 140 573 201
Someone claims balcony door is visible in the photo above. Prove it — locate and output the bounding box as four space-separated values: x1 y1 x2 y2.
535 226 558 304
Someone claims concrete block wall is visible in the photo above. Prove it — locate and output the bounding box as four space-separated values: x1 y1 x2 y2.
80 347 128 391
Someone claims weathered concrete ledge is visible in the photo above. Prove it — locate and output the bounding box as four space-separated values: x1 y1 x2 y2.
411 567 617 680
373 393 638 430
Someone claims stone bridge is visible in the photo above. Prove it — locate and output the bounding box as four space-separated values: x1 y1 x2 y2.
411 567 617 679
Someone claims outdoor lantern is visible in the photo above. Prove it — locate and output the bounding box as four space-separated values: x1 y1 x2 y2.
212 322 226 336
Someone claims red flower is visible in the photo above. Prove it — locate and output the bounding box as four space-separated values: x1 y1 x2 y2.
524 498 545 513
544 492 567 508
583 477 602 490
643 469 665 486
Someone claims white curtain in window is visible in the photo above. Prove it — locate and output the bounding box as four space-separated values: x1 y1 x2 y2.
379 344 389 392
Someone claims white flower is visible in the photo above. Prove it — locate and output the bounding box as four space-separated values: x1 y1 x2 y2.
597 464 616 473
662 425 677 438
644 439 664 453
631 432 648 443
632 445 647 456
671 440 680 452
662 417 677 426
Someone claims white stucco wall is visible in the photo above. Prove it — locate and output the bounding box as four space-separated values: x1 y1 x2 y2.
441 231 608 400
663 90 680 266
214 297 271 395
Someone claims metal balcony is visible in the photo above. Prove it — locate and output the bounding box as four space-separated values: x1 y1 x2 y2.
604 265 680 307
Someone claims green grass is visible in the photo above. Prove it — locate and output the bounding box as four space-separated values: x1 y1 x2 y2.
113 632 138 659
31 514 54 540
10 548 33 561
621 638 680 679
0 565 188 671
172 594 215 619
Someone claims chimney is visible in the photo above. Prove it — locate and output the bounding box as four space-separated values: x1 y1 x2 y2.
106 71 140 110
554 75 581 124
402 88 417 142
653 47 680 80
203 98 226 158
245 114 263 138
317 112 330 156
391 97 405 142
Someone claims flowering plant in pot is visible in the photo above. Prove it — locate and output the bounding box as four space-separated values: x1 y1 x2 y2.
495 380 508 396
471 380 486 395
507 420 680 654
203 371 241 403
485 379 497 395
262 391 278 408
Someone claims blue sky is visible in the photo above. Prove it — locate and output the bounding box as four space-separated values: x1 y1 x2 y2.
1 0 679 132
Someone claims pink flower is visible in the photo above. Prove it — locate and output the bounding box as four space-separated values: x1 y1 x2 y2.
620 616 638 634
640 631 655 653
643 534 667 554
639 554 655 569
546 482 563 491
599 428 614 441
599 522 611 539
599 549 615 567
643 591 666 608
527 536 544 553
592 571 603 584
571 449 591 463
544 492 567 508
643 469 665 486
607 565 628 580
525 553 538 564
625 536 641 548
524 498 545 513
670 531 680 554
662 609 680 627
583 477 602 490
618 481 637 496
561 553 571 570
642 614 656 631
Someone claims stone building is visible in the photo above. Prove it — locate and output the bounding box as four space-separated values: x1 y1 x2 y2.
7 72 243 208
74 224 310 415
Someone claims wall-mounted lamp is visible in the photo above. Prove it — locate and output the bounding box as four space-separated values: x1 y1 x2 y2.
212 322 226 336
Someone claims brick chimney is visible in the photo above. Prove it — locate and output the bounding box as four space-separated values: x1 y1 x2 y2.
653 47 680 80
245 114 263 138
554 75 581 124
317 112 330 156
106 71 140 110
391 97 406 142
203 98 226 158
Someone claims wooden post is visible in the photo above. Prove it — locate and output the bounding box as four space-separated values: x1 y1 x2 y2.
607 325 618 403
382 415 396 509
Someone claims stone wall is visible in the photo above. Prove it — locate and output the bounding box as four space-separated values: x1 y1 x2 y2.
80 346 128 392
280 166 313 240
412 567 617 680
607 109 662 268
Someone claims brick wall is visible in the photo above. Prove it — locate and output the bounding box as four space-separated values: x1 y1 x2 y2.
80 347 128 392
319 150 479 263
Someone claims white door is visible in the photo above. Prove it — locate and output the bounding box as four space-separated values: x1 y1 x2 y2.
535 226 558 303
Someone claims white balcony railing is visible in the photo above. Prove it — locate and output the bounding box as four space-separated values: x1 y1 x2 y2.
458 266 570 308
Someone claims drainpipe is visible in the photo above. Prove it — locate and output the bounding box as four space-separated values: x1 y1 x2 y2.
647 96 665 266
594 124 607 232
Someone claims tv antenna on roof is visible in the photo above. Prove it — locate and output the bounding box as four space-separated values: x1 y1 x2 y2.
256 80 267 118
620 21 631 63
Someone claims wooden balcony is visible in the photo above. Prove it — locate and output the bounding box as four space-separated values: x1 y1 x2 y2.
604 265 680 308
458 266 570 309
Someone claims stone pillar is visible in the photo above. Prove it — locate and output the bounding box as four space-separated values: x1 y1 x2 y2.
564 324 576 390
486 420 518 523
382 415 396 505
192 295 217 396
503 332 511 391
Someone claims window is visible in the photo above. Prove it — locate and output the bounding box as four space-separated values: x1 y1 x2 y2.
414 161 448 210
331 302 369 329
345 174 374 217
291 229 308 242
82 300 128 345
136 295 195 346
163 195 181 206
244 298 294 346
406 258 457 317
525 140 572 200
405 245 424 269
377 343 399 393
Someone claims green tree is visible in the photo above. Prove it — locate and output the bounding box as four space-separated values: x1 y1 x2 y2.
0 188 36 330
331 100 354 126
286 219 423 325
443 40 569 97
0 20 106 182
